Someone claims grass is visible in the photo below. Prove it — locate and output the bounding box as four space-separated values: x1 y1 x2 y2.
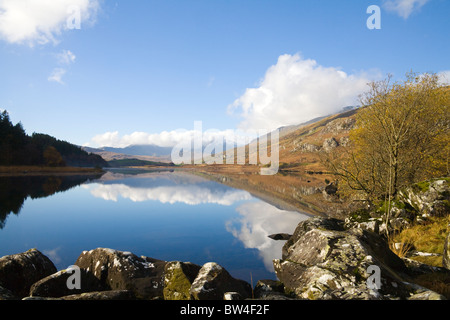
389 215 450 299
391 216 449 266
413 272 450 299
389 239 415 259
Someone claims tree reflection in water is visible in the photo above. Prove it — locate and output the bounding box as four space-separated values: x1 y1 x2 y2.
0 174 104 229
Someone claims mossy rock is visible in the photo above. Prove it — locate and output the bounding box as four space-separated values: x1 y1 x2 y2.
163 261 201 300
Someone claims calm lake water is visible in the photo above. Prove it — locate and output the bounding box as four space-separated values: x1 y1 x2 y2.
0 169 310 283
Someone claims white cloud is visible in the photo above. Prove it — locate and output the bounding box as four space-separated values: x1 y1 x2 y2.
0 0 100 46
57 49 76 65
227 54 374 132
48 68 67 84
47 50 76 84
87 127 258 148
438 70 450 85
89 130 193 148
383 0 431 19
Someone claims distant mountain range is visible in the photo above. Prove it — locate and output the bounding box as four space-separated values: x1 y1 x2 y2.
82 145 173 163
100 144 174 157
83 106 359 166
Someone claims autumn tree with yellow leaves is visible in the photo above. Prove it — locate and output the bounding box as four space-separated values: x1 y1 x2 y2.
325 72 449 202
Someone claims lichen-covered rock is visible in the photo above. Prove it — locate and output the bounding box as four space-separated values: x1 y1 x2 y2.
274 217 445 300
0 249 57 298
322 137 339 152
29 267 104 298
322 117 356 134
254 279 287 299
189 262 252 300
223 292 243 300
398 178 449 218
295 142 321 153
163 261 201 300
75 248 166 300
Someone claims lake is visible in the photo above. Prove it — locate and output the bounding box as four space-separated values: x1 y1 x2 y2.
0 169 311 283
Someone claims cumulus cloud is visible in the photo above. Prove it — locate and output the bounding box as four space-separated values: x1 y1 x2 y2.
228 53 374 132
87 54 376 148
89 130 193 148
87 126 259 148
0 0 100 46
383 0 431 19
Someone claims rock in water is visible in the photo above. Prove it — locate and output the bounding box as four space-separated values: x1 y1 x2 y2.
75 248 166 300
29 267 104 298
268 233 292 241
0 249 57 298
163 261 201 300
189 262 252 300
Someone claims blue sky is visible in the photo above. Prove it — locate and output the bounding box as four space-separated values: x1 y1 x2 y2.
0 0 449 148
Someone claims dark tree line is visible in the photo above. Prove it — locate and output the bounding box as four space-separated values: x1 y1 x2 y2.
0 110 108 168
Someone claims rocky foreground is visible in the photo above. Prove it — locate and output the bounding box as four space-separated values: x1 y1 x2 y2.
1 215 449 301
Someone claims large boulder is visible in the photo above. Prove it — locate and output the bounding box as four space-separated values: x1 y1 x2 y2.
189 262 252 300
0 285 17 300
74 248 166 300
253 279 291 300
29 267 104 298
163 261 201 300
0 249 57 298
274 217 445 300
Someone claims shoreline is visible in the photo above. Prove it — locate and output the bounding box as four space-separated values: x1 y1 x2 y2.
0 166 105 177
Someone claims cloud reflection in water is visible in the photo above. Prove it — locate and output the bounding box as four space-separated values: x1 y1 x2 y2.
226 202 309 272
86 183 253 206
84 172 310 274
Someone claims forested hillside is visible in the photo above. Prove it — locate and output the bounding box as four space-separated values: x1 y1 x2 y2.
0 110 108 168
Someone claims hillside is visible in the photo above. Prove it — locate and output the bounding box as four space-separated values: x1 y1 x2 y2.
82 146 172 163
0 111 108 168
186 109 360 218
275 108 357 172
197 108 358 175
